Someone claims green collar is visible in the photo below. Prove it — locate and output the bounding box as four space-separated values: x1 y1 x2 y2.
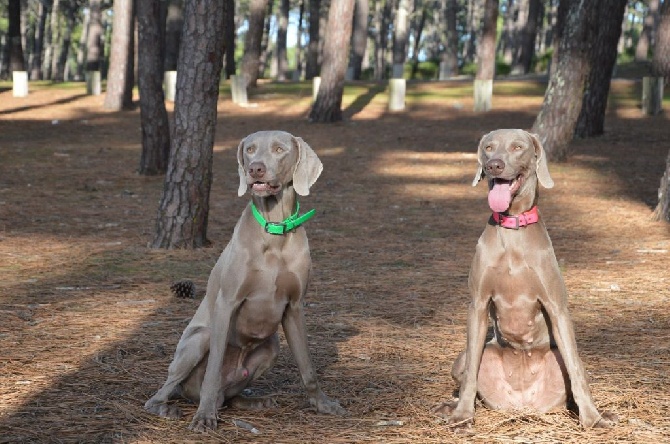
251 201 316 235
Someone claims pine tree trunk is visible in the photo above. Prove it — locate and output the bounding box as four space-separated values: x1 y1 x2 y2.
652 0 670 76
241 0 269 87
515 0 540 74
635 0 660 62
30 2 47 80
392 0 412 77
305 0 321 79
54 4 76 81
276 0 290 80
349 0 369 80
531 0 596 161
85 0 103 72
137 0 170 176
75 8 90 80
652 149 670 222
440 0 459 78
8 0 25 72
409 3 427 79
308 0 355 122
164 0 183 71
574 0 627 139
47 0 61 80
151 0 226 249
105 0 135 111
476 0 498 80
224 0 236 78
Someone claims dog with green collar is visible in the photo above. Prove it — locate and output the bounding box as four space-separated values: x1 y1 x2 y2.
145 131 345 432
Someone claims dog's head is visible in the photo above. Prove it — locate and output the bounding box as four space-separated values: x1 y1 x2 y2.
472 129 553 213
237 131 323 197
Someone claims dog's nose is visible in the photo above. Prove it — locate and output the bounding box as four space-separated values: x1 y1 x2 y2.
485 159 505 176
248 162 266 179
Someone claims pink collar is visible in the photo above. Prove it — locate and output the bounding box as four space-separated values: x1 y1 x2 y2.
492 206 539 229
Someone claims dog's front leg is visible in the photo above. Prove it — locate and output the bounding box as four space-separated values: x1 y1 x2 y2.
540 292 617 428
436 293 489 428
188 290 237 432
282 300 346 415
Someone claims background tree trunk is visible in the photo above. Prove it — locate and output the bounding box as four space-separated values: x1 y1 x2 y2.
514 0 540 74
374 0 392 80
305 0 322 79
54 4 76 81
8 0 26 73
652 0 670 76
531 0 597 161
652 149 670 222
349 0 369 80
392 0 412 77
241 0 269 87
476 0 498 80
224 0 236 78
137 0 170 176
151 0 226 249
30 1 47 80
85 0 103 72
164 0 183 71
440 0 459 78
308 0 355 122
635 0 660 62
276 0 290 80
574 0 627 139
105 0 135 111
409 1 427 79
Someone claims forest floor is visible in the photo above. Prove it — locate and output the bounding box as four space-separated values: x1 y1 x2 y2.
0 79 669 443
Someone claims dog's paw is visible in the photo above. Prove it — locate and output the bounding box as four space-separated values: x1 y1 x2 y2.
594 410 618 428
144 400 183 419
433 401 474 431
312 395 347 416
188 410 218 432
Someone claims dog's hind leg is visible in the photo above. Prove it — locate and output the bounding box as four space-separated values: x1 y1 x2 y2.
145 325 210 418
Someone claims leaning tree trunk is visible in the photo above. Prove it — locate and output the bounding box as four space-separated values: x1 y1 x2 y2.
531 0 597 161
104 0 135 111
241 0 269 87
8 0 25 73
574 0 627 139
85 0 103 72
409 2 428 79
308 0 355 122
137 0 170 176
151 0 226 249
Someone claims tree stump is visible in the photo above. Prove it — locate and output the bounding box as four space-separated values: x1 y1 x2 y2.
388 78 406 112
642 76 664 116
474 79 493 112
164 71 177 102
86 71 101 95
312 76 321 102
12 71 28 97
230 75 248 105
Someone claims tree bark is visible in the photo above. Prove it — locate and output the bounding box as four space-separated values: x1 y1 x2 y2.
30 1 48 80
86 0 104 72
374 0 392 80
652 148 670 222
8 0 26 73
241 0 269 87
308 0 355 122
409 1 427 79
54 4 76 81
574 0 627 139
635 0 660 62
651 0 670 76
392 0 412 77
440 0 459 78
531 0 597 161
305 0 322 79
45 0 61 80
164 0 183 71
224 0 236 78
276 0 290 80
105 0 135 111
75 8 91 80
151 0 226 249
137 0 170 176
476 0 498 80
514 0 540 74
349 0 369 79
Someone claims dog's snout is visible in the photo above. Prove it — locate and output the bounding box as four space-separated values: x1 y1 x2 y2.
248 162 266 179
485 159 505 176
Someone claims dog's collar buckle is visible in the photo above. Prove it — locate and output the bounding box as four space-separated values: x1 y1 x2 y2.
251 201 316 235
493 206 539 229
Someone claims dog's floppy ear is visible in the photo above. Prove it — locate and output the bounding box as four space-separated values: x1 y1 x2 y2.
529 132 554 189
292 136 323 196
472 133 488 186
237 137 248 197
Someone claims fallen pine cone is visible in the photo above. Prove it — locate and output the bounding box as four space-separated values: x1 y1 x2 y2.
170 280 196 299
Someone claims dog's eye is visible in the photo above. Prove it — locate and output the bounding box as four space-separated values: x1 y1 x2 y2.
246 146 256 154
273 145 284 153
514 145 523 151
485 145 493 152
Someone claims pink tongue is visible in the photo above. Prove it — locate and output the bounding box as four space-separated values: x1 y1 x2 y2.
488 180 512 212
